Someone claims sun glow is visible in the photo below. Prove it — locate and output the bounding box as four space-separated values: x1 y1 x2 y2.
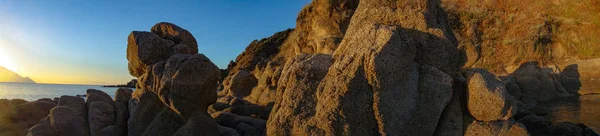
0 46 18 72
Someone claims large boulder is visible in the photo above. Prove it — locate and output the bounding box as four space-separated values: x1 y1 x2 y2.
57 96 86 118
125 22 220 136
86 89 113 106
267 0 462 135
465 69 517 121
49 106 87 136
114 88 132 136
127 89 166 136
14 100 56 123
151 54 220 117
150 22 198 54
512 62 563 102
126 31 174 77
465 120 529 136
225 70 257 98
88 101 115 136
401 65 454 135
434 77 466 136
517 114 552 135
266 54 333 135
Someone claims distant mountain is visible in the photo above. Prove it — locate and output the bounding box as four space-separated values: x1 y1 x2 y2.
0 66 35 83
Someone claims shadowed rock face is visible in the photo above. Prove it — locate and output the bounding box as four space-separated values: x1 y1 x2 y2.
126 22 220 135
267 0 463 135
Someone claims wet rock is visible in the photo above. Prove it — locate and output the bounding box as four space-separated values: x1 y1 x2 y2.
465 69 517 121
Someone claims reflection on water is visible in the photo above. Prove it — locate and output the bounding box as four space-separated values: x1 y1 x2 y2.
546 94 600 132
580 78 600 95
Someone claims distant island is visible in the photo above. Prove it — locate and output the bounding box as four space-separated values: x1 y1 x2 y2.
0 66 35 83
102 79 136 88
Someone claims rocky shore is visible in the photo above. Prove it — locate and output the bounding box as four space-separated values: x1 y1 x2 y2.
1 0 599 136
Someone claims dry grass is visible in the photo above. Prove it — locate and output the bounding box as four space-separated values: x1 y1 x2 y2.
442 0 600 73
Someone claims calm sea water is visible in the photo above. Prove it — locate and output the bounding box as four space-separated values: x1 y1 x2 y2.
0 82 126 101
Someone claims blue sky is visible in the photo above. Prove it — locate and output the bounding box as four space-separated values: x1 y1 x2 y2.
0 0 310 84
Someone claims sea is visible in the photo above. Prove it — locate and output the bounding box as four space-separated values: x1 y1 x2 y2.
0 82 127 101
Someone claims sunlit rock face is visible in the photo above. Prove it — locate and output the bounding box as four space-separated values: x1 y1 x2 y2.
266 0 463 135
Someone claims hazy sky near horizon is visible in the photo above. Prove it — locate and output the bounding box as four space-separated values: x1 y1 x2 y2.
0 0 310 85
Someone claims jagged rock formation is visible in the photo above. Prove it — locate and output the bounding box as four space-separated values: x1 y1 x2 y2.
210 0 600 136
6 0 599 136
24 22 222 136
126 22 220 136
267 0 463 135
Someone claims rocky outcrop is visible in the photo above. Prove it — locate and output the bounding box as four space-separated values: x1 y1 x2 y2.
219 29 293 107
267 53 333 135
0 99 56 136
126 22 220 135
266 0 462 135
512 62 568 102
465 69 517 121
282 0 359 55
24 22 221 136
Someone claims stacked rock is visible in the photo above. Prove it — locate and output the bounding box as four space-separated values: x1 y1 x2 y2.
463 69 528 136
126 22 220 136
